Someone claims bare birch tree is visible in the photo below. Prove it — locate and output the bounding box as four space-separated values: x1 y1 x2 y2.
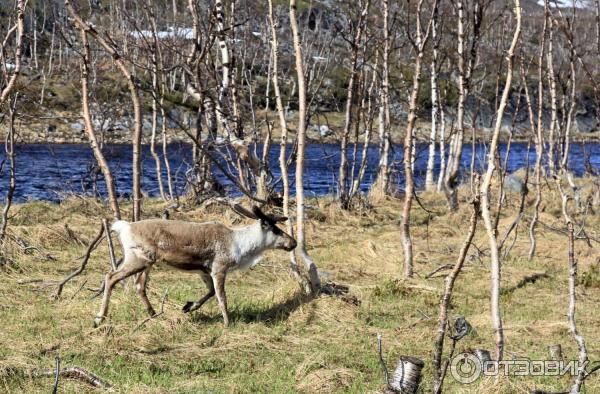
290 0 321 293
444 0 483 211
338 0 370 209
65 0 143 221
267 0 309 291
78 29 121 219
373 0 392 198
479 0 521 361
0 0 25 242
528 0 548 261
425 5 440 192
401 0 438 278
0 0 25 106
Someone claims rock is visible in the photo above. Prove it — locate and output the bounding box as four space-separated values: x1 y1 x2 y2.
142 117 153 134
70 122 84 132
320 125 333 137
46 124 57 133
314 124 333 137
574 101 599 133
389 102 407 120
503 173 526 194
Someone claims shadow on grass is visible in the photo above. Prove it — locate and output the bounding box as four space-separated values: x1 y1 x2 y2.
190 291 315 326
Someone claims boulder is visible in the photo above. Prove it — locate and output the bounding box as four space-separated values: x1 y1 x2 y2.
503 173 526 194
70 121 84 133
318 124 333 137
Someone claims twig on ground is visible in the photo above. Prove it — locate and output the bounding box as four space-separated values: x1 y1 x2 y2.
16 278 43 284
132 288 169 333
425 264 454 279
70 279 88 300
501 272 550 295
102 218 118 271
33 366 112 388
377 333 390 387
52 356 60 394
53 224 104 298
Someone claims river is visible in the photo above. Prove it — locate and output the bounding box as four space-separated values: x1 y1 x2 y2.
0 142 598 202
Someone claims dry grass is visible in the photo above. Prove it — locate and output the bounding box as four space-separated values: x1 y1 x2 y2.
1 181 600 393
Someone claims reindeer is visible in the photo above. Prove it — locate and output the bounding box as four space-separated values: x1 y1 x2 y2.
94 205 296 327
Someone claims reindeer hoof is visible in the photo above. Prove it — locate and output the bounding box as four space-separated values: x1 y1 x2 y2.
182 301 194 313
93 316 104 327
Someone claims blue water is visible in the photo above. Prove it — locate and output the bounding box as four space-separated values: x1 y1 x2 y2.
0 142 598 202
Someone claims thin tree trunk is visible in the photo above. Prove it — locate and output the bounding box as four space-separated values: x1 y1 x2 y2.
401 0 437 278
561 35 576 171
437 88 447 192
290 0 321 293
65 0 143 221
350 56 378 199
147 5 167 201
432 192 480 394
338 0 370 208
373 0 391 197
267 0 306 290
567 222 587 394
479 0 521 361
547 11 558 176
150 49 166 201
444 0 482 210
443 0 467 210
0 96 17 242
529 2 548 261
79 30 121 219
0 0 24 106
425 8 439 192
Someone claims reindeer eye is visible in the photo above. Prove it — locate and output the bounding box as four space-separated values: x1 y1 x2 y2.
271 226 283 235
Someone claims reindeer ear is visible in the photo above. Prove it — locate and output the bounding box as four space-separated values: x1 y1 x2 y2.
232 204 258 220
268 215 288 223
252 206 271 223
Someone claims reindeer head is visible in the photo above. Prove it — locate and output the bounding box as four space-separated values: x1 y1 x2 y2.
233 204 297 251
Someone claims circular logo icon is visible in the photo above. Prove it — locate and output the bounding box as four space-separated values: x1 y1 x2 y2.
450 353 482 384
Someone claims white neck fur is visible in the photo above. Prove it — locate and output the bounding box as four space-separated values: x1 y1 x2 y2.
231 222 274 270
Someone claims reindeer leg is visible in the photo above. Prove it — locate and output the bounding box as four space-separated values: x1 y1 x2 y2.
182 272 215 313
212 271 229 327
94 255 146 327
135 269 156 317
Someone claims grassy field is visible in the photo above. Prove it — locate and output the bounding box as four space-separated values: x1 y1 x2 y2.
1 182 600 393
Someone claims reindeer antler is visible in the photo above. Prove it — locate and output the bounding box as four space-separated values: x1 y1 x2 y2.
251 206 288 224
232 204 258 220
